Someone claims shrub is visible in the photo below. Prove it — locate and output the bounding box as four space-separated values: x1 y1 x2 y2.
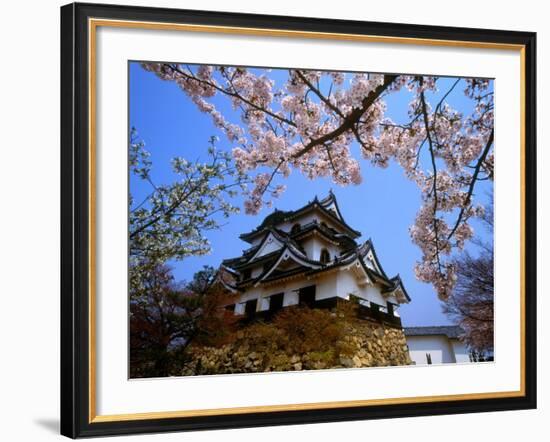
228 301 360 366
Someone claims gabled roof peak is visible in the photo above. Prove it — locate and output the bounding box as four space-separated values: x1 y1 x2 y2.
318 189 336 205
239 191 360 242
309 189 336 206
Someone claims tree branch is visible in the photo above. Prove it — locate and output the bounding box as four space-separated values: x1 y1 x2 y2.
419 86 442 271
291 75 397 159
447 128 494 240
164 64 296 127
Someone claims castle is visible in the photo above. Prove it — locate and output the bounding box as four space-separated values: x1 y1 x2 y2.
219 191 411 328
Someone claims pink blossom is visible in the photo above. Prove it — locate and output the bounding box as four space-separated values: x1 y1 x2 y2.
140 63 494 298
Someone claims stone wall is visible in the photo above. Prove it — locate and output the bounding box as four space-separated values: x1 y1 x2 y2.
180 319 412 376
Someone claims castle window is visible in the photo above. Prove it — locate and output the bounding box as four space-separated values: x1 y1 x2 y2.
320 248 330 264
242 268 251 280
291 223 301 234
244 299 258 316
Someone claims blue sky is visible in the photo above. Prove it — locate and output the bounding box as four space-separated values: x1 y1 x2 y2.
129 62 493 327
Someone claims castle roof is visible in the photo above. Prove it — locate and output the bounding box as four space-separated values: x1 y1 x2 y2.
222 238 409 303
239 191 361 243
220 191 410 304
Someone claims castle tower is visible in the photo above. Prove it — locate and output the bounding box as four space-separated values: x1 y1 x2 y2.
220 191 410 327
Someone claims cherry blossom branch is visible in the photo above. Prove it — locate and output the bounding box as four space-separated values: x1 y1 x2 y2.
291 75 397 159
165 63 296 127
138 63 494 300
295 70 345 119
419 87 443 272
351 123 373 154
446 128 494 240
434 78 461 115
324 144 339 174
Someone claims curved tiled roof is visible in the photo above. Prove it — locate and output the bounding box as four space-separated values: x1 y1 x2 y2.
385 275 411 302
235 243 322 288
291 220 358 249
223 228 306 270
257 209 293 230
239 192 361 242
222 192 411 303
404 326 463 339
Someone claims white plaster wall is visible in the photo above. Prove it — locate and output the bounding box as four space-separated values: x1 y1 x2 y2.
451 339 472 363
253 234 283 258
236 284 283 313
336 270 362 299
236 277 322 313
239 268 399 309
301 236 340 261
386 292 399 306
336 271 399 309
361 284 389 306
310 237 321 262
406 335 457 365
260 278 307 307
248 272 340 307
235 267 402 316
301 237 316 259
316 273 338 301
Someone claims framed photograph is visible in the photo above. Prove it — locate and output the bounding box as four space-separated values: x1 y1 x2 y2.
60 2 537 438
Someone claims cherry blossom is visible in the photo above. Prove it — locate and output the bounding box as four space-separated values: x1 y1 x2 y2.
129 130 249 288
140 64 494 299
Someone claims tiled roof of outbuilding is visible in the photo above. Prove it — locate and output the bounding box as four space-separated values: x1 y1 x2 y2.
404 325 463 339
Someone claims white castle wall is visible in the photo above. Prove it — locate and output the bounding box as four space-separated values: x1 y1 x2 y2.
315 273 338 301
406 335 472 365
234 269 399 315
232 200 402 318
301 236 340 261
251 234 283 258
335 271 398 307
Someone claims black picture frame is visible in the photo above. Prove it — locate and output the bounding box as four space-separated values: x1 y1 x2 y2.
61 2 537 438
